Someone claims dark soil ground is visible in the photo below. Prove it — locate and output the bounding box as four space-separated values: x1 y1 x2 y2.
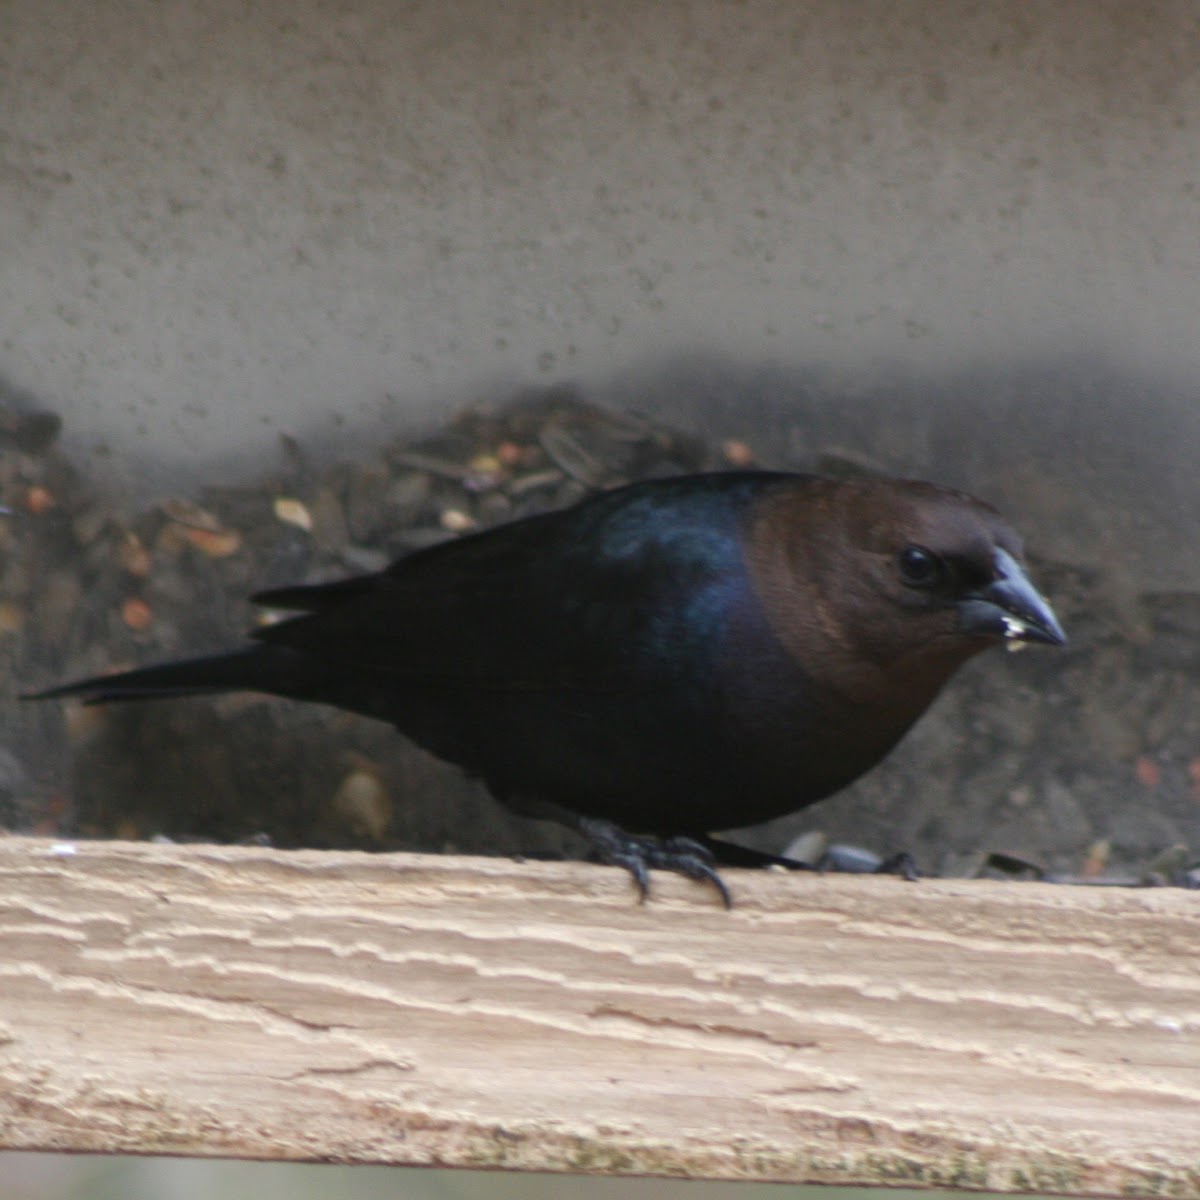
4 389 1196 885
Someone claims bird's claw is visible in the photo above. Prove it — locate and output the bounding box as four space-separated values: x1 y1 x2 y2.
579 819 732 908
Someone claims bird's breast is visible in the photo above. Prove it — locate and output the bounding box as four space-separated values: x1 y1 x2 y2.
703 588 941 824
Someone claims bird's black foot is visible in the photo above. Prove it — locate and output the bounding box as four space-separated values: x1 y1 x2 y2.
579 817 732 908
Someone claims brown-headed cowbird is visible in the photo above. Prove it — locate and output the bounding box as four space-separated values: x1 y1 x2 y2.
27 471 1064 904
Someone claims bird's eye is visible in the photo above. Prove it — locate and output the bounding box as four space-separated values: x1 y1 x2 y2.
898 545 944 588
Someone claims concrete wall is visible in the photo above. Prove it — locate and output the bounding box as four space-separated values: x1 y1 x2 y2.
1 0 1198 581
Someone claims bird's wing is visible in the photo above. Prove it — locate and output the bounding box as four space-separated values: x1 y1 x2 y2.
252 476 769 694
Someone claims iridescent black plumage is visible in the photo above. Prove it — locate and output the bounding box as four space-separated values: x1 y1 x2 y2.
28 471 1064 903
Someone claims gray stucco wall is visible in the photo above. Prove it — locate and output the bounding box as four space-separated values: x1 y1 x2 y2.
1 0 1198 581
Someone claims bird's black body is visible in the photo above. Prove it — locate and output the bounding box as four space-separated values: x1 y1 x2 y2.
29 470 1065 902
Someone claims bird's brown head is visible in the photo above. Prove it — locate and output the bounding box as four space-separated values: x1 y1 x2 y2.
746 476 1065 704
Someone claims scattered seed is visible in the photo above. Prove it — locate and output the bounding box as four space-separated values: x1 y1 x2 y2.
508 468 564 497
469 453 502 475
182 526 242 558
273 496 314 532
495 440 525 468
722 439 755 467
160 497 223 532
121 597 154 630
781 829 828 865
117 532 153 578
1079 838 1111 879
1135 756 1161 788
331 767 391 842
389 449 473 481
439 508 477 533
24 485 55 515
338 544 389 575
538 423 609 488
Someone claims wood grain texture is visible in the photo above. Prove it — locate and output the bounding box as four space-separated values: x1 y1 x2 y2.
1 837 1198 1194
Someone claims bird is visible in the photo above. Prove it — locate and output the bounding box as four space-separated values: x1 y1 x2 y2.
26 470 1065 905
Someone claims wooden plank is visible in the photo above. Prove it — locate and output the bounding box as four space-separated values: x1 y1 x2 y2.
0 837 1198 1194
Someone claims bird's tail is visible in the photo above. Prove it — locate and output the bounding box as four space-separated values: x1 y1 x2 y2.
22 645 310 706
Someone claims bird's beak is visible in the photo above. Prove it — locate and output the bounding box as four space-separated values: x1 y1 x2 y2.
957 548 1066 647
